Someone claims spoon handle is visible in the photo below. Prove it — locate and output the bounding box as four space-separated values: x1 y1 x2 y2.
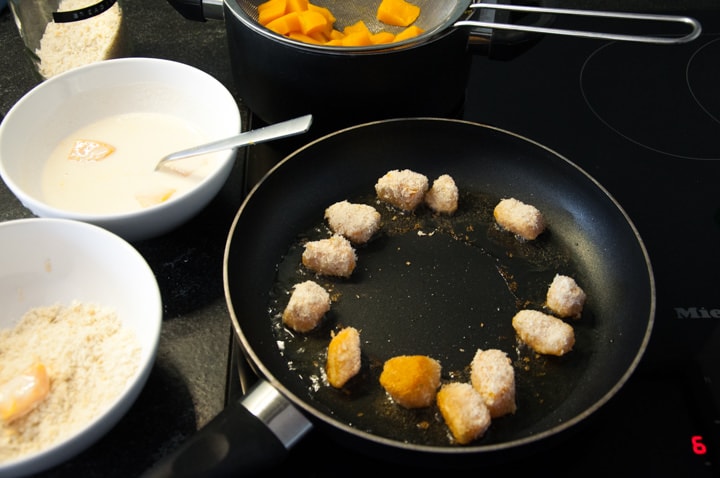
157 114 313 168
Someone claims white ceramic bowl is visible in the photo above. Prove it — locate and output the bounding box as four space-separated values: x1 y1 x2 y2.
0 57 241 242
0 218 162 477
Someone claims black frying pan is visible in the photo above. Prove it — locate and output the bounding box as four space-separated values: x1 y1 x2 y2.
143 118 655 476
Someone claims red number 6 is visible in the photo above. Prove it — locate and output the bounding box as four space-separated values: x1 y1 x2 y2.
691 435 707 455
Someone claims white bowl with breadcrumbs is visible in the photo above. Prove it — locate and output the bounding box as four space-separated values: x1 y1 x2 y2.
0 57 241 242
0 218 162 477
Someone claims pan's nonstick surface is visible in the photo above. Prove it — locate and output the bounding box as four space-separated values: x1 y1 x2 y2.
224 118 654 455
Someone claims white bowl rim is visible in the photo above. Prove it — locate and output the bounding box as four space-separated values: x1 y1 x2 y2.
0 57 240 223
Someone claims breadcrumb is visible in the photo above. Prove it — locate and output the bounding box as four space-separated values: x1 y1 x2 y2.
512 309 575 356
546 274 587 319
282 280 331 332
326 327 361 388
324 200 381 244
379 355 441 408
470 349 517 418
302 234 357 278
375 169 429 211
493 197 546 240
425 174 459 214
437 382 492 445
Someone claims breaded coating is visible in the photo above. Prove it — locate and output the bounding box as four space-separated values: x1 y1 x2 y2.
437 382 492 445
512 309 575 356
379 355 441 409
546 274 587 319
493 197 546 240
470 349 517 418
302 234 357 278
324 200 381 244
425 174 459 215
375 169 429 211
282 280 331 332
326 326 361 388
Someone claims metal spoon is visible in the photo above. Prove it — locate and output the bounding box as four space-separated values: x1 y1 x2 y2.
155 114 313 170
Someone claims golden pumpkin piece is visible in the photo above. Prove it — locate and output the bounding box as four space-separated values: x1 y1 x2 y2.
379 354 441 408
326 326 361 388
0 363 50 423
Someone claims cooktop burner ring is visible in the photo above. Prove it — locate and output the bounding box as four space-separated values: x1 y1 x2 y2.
579 36 720 161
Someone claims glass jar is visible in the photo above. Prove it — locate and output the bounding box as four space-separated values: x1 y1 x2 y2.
9 0 130 79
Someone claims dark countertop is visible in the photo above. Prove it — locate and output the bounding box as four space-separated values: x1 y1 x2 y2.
1 1 245 476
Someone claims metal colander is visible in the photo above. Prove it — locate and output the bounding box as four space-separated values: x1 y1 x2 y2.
230 0 701 50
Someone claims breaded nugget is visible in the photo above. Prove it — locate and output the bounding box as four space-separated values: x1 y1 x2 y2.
546 274 587 319
379 355 441 408
470 349 517 418
425 174 459 215
302 234 357 278
282 280 331 332
493 197 546 240
375 169 429 211
324 200 381 244
512 309 575 356
326 326 361 388
437 382 492 445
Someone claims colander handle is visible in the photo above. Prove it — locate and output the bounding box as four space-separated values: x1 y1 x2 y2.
456 4 702 45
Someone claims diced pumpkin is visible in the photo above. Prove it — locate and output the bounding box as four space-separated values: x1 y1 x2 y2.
286 0 308 12
394 24 424 42
257 0 287 25
266 11 302 35
377 0 421 27
256 0 422 47
343 20 371 36
309 30 330 43
341 31 373 47
289 32 324 44
308 4 335 24
328 29 344 40
371 31 395 44
298 9 330 35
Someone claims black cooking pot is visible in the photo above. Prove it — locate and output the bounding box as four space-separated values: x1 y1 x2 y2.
170 0 545 136
167 0 700 138
142 118 656 476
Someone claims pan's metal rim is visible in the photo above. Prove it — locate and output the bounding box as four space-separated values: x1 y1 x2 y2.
222 116 656 455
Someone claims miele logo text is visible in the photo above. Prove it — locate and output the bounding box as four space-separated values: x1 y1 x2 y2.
675 307 720 319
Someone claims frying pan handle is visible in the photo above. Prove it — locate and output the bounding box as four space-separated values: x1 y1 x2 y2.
141 380 313 477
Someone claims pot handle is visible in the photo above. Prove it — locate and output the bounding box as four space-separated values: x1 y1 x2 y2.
166 0 224 21
140 380 313 477
466 0 554 60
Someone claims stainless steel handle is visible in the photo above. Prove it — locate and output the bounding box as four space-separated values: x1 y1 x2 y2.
455 4 702 45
